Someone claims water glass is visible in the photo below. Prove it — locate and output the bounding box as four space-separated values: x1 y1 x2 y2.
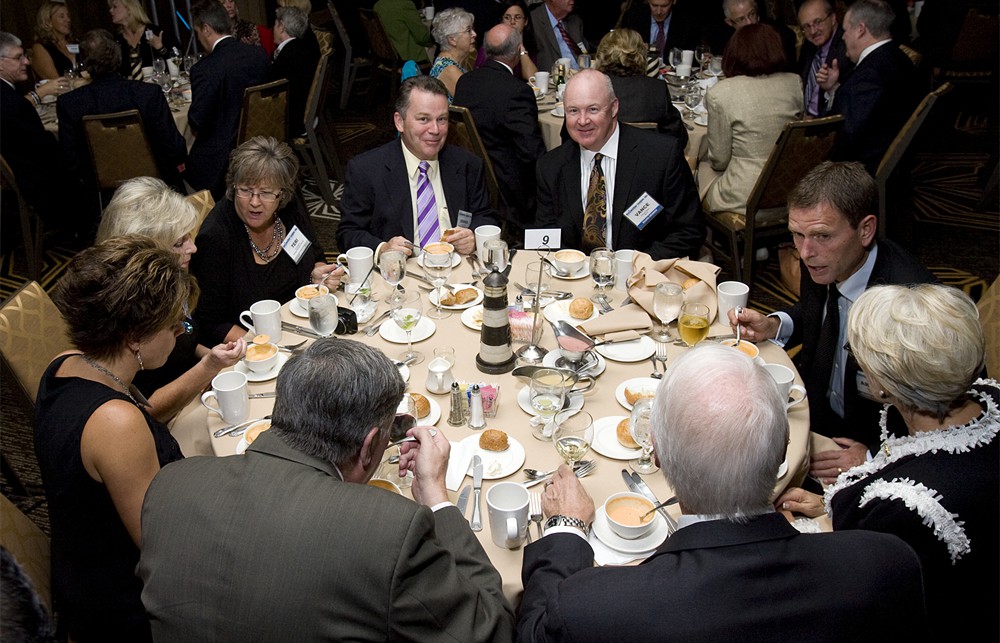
423 248 454 319
628 398 659 474
589 248 616 304
525 261 552 301
379 250 406 291
552 410 593 466
483 239 509 273
653 282 684 341
529 368 568 440
308 293 339 338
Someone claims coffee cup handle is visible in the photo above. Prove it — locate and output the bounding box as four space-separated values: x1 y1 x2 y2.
201 390 222 416
335 255 351 275
786 385 807 409
504 517 520 549
239 311 255 333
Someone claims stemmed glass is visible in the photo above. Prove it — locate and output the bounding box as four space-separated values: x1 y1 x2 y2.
709 56 723 77
553 410 593 466
156 72 173 102
182 54 197 80
379 250 406 293
308 293 339 338
652 282 684 342
384 395 418 489
696 45 711 74
390 289 424 365
152 58 166 74
678 302 710 347
629 398 659 474
483 239 509 273
589 248 616 304
529 368 568 440
684 86 702 121
524 261 552 308
668 48 683 70
423 247 454 319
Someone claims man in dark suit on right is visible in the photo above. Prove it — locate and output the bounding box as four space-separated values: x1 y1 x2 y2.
530 0 587 73
268 6 319 136
824 0 918 174
454 23 546 242
796 0 854 117
517 342 927 643
732 162 935 482
187 0 269 198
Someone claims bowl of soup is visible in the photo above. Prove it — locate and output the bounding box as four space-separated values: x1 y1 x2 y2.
605 492 657 539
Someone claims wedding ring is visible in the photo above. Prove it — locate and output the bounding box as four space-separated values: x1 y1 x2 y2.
837 467 843 474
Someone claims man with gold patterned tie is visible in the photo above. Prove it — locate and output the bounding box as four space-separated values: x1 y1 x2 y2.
534 69 703 260
337 75 497 258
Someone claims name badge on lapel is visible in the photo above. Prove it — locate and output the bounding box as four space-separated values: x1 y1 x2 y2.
623 192 663 230
281 225 312 264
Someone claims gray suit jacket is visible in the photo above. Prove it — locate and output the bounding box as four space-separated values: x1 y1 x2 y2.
138 432 514 642
529 4 585 73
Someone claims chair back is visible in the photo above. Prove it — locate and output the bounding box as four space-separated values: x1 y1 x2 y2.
328 1 374 109
313 26 334 57
304 53 332 130
0 157 45 281
899 43 923 67
446 105 502 210
237 79 289 146
1 494 51 610
185 190 215 239
977 275 1000 379
0 281 72 405
359 8 401 66
82 110 160 190
949 8 1000 65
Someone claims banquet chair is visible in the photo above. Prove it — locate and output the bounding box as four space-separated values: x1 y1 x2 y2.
704 115 844 293
446 105 502 211
977 275 1000 378
1 494 51 611
0 157 45 282
82 110 160 208
293 54 344 207
359 8 431 97
185 190 215 238
328 0 373 109
932 7 999 85
875 82 953 243
0 281 72 405
237 79 289 146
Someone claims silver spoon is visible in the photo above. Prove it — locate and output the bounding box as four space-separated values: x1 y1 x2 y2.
541 257 570 278
640 496 679 521
522 460 596 488
734 306 743 345
523 459 594 480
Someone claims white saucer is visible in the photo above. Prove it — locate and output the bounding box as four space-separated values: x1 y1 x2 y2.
543 299 599 324
289 295 339 318
402 394 440 426
591 415 642 460
428 284 484 310
397 364 410 383
379 316 436 343
551 105 564 117
517 386 585 416
615 377 661 410
461 304 484 331
416 253 462 269
459 433 526 479
592 504 668 554
234 351 289 382
555 262 590 280
694 114 708 127
595 335 656 362
541 349 606 377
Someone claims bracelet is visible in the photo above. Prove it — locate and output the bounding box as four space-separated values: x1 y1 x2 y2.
544 515 590 534
29 90 41 105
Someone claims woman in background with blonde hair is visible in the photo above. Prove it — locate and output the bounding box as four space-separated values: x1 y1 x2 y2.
31 1 77 79
108 0 178 79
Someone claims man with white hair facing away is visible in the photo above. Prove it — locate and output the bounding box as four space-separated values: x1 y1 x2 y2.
517 343 926 642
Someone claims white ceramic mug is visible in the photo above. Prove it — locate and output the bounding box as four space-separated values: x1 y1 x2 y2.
764 363 807 410
487 482 529 549
474 224 501 259
717 281 750 322
675 63 692 77
239 299 282 340
201 371 249 424
336 246 374 284
614 249 635 292
529 71 550 95
681 49 694 65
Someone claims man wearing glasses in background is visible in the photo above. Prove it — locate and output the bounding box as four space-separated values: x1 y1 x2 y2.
797 0 854 118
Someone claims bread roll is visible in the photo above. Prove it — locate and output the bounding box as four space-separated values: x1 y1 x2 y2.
439 291 456 306
624 387 655 406
616 418 639 449
479 429 509 452
455 288 478 304
569 297 594 320
682 277 699 290
410 393 431 419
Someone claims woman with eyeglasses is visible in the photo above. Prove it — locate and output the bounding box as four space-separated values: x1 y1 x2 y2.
430 7 477 100
190 136 343 345
96 177 245 429
474 0 537 81
34 236 197 641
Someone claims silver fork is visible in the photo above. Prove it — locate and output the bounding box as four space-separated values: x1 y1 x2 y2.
529 492 544 541
654 340 669 377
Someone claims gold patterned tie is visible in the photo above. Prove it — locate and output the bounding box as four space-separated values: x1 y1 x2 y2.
582 153 607 251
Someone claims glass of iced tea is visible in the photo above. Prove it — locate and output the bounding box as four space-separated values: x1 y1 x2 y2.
678 302 710 347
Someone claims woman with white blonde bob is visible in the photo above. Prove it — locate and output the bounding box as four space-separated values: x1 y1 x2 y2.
777 284 998 640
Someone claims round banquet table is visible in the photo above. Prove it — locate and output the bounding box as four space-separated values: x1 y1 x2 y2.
171 251 810 602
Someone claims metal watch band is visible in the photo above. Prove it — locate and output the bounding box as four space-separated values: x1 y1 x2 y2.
544 515 590 534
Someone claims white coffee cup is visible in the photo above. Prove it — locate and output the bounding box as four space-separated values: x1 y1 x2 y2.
717 281 750 323
487 482 529 549
675 63 692 77
423 6 435 20
681 49 694 65
141 65 153 79
614 249 635 291
201 371 249 424
556 82 567 101
764 363 807 410
336 246 374 284
529 71 550 95
239 299 282 340
474 224 501 259
166 58 180 78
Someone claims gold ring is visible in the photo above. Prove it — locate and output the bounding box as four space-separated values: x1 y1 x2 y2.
837 467 843 474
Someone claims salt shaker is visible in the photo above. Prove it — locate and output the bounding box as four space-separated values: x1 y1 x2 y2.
447 382 465 427
514 294 524 313
468 384 486 430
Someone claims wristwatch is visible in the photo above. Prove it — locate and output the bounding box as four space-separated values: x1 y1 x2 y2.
544 515 590 535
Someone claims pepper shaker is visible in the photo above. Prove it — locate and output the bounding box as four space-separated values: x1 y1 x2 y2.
447 382 465 427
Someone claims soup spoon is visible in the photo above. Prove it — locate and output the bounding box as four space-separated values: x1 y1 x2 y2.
639 496 679 521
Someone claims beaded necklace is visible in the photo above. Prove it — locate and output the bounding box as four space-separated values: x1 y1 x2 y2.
81 355 138 406
245 217 285 262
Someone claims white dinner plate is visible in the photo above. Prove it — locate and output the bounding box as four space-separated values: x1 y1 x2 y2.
541 349 606 377
402 394 441 426
379 316 436 343
591 504 668 554
416 253 462 269
397 364 410 383
543 299 599 325
428 284 484 310
777 459 788 480
459 434 526 480
552 262 590 280
234 351 289 382
595 335 656 362
591 416 642 460
461 304 484 331
517 386 585 416
615 377 661 410
289 295 339 318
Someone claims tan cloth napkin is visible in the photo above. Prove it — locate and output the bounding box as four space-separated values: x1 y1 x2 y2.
625 252 722 323
578 304 653 336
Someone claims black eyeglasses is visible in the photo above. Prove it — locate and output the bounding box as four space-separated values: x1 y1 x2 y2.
801 13 833 32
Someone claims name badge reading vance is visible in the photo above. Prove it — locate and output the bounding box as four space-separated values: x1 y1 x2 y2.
623 192 663 231
281 225 312 264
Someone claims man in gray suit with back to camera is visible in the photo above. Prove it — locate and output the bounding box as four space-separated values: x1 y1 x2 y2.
138 339 514 642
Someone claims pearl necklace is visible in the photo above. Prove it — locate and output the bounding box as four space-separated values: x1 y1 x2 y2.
81 355 139 406
245 218 285 263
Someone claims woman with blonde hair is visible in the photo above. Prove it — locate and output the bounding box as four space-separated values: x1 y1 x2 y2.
430 8 477 100
97 177 245 425
108 0 178 79
30 1 77 79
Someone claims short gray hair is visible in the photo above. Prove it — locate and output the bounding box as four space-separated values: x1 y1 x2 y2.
0 32 22 58
845 0 895 39
270 339 406 467
847 284 984 420
97 177 198 249
225 136 299 207
431 7 474 48
276 6 308 39
723 0 757 19
652 344 787 520
485 24 521 60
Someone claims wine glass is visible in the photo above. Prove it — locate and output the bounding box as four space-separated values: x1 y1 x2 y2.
483 239 509 273
589 248 616 304
628 398 659 474
390 289 424 365
308 293 339 338
529 368 568 440
678 302 710 347
386 395 418 488
684 86 702 121
696 45 711 74
422 247 454 319
668 47 683 70
652 282 684 341
182 54 197 80
157 72 173 100
524 261 552 306
379 250 406 293
152 58 166 74
552 410 593 466
709 56 723 77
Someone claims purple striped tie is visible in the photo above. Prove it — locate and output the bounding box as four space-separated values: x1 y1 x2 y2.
416 161 441 247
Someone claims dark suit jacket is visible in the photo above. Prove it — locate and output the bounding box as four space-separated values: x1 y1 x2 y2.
529 4 586 73
786 239 935 449
831 41 918 175
453 60 546 227
535 124 704 260
609 74 688 148
268 37 320 136
337 139 499 250
56 75 187 190
619 3 702 53
138 432 515 641
517 512 927 642
797 26 855 116
187 36 269 198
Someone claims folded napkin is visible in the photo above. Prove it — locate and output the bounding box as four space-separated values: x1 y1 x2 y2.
601 329 642 343
589 532 655 566
578 304 653 337
445 440 474 492
697 76 718 91
625 252 721 323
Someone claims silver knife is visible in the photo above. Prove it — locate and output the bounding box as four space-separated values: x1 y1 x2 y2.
628 470 679 533
248 392 276 399
456 484 471 516
281 321 322 339
470 456 484 531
